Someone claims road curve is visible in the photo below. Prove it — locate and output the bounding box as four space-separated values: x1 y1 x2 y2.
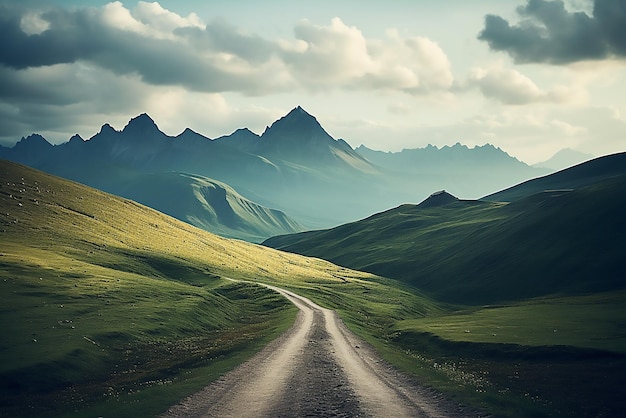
162 284 468 417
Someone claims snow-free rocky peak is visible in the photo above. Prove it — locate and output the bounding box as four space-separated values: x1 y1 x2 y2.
122 113 160 136
262 106 333 142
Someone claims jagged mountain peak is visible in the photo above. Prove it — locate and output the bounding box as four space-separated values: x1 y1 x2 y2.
14 134 52 150
290 105 310 116
123 113 159 133
256 106 370 167
68 134 84 143
262 106 329 139
98 123 117 135
232 127 260 138
19 133 48 143
180 127 196 135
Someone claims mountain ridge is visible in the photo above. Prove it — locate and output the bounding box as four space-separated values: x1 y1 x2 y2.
0 106 549 234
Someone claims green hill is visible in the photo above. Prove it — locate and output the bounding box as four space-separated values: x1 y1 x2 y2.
263 159 626 416
265 175 626 305
0 160 388 416
483 151 626 202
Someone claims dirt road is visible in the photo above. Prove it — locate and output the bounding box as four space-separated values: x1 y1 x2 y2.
163 285 470 417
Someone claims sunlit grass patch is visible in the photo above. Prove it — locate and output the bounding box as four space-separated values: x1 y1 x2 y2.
395 291 626 354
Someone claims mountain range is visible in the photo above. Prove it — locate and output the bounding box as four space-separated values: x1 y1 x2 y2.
1 106 548 241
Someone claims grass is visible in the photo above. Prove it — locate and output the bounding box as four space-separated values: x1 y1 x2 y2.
0 160 378 417
282 283 626 417
4 159 626 417
385 292 626 417
265 175 626 305
0 242 297 417
396 291 626 353
263 172 626 416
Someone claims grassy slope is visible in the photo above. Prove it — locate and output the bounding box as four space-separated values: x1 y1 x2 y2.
263 173 626 416
0 160 388 417
265 176 626 305
483 151 626 202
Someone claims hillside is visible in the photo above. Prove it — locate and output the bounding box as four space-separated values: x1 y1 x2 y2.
0 160 387 416
3 159 625 417
106 171 304 242
484 151 626 202
265 174 626 304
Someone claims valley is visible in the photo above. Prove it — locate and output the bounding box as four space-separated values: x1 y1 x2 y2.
2 142 625 416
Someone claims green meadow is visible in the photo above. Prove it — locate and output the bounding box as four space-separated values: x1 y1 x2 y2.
3 159 625 417
0 160 374 416
264 168 626 416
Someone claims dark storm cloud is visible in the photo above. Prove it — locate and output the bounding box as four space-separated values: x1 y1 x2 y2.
478 0 626 64
178 20 277 65
0 6 91 69
0 3 286 95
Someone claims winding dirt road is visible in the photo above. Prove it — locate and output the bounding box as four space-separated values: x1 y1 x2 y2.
163 285 470 417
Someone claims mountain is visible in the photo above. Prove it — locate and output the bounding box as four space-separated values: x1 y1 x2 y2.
0 106 548 232
112 171 304 242
259 106 370 169
264 156 626 304
484 151 626 202
213 127 262 153
533 148 594 171
355 143 548 199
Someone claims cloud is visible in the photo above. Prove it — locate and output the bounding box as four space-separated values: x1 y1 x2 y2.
478 0 626 64
464 65 582 105
0 1 459 145
132 1 204 34
282 21 453 93
0 2 291 95
467 66 545 104
0 3 453 96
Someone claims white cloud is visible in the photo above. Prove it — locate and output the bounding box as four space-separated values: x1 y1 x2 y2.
101 1 146 34
282 19 453 94
467 66 544 105
285 18 373 84
19 11 49 35
464 64 588 106
133 1 204 32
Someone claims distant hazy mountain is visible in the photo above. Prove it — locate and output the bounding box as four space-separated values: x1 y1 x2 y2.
1 106 549 235
264 155 626 303
113 172 304 243
533 148 594 171
355 143 548 199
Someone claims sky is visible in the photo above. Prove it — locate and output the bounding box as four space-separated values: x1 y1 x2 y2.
0 0 625 164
